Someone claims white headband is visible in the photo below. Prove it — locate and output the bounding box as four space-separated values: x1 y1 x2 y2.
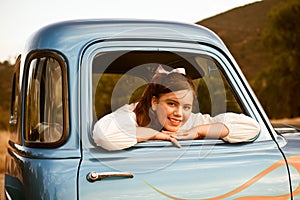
152 65 186 83
155 65 186 75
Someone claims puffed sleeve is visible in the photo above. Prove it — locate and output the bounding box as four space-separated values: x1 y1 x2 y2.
212 113 260 143
181 112 260 143
93 104 138 151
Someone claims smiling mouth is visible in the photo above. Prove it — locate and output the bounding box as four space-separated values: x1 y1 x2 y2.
169 118 182 126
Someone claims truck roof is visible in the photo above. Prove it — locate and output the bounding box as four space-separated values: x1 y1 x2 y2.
25 19 228 57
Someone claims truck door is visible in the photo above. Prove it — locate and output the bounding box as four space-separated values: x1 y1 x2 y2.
78 42 292 199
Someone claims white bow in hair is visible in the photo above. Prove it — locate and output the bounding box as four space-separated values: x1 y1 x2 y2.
155 65 186 75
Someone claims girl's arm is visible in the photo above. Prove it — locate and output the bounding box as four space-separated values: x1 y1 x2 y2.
176 113 260 142
175 123 229 140
137 127 181 147
197 123 229 139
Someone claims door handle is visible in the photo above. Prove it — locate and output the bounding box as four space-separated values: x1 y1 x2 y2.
87 171 134 182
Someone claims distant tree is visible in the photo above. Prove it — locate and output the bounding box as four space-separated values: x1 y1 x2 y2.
253 0 300 118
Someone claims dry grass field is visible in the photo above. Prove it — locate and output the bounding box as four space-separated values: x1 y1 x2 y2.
0 131 8 199
270 117 300 125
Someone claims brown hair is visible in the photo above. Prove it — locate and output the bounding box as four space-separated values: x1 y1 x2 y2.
133 70 196 128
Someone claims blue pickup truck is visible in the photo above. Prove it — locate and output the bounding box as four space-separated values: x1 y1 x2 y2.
5 19 300 199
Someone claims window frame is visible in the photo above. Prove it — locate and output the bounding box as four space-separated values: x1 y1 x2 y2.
9 55 22 145
23 50 69 148
80 40 275 150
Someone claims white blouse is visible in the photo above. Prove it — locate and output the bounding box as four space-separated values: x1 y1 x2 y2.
93 103 260 151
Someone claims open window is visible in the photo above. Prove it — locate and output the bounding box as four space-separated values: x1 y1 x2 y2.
91 49 255 149
92 50 244 122
24 51 69 148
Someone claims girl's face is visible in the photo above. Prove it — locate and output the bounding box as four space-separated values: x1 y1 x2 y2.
151 89 194 132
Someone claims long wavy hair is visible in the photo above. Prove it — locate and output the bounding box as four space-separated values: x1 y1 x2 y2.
133 69 196 129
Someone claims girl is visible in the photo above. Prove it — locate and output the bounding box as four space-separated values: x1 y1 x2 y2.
93 65 260 151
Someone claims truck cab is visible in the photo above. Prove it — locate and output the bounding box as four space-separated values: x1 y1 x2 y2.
5 19 300 199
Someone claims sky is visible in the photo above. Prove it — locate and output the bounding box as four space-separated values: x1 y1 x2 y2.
0 0 259 62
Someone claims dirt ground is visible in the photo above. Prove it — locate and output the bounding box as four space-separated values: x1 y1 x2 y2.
0 118 299 198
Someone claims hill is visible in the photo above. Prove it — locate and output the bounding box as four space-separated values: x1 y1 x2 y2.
197 0 283 81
